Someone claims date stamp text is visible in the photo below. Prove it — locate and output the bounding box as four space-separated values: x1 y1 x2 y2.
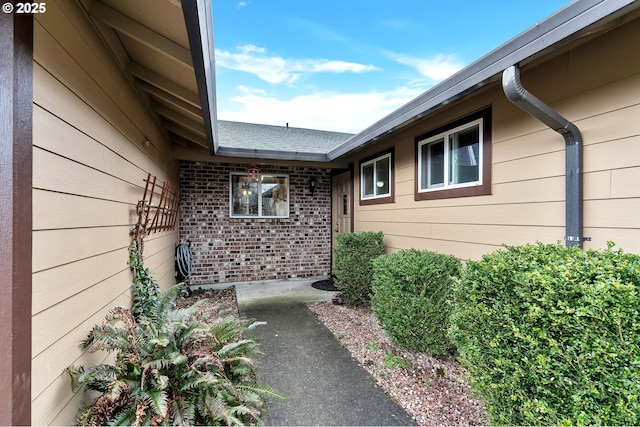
3 2 47 14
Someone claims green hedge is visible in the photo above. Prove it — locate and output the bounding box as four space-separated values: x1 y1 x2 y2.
450 242 640 426
371 249 461 356
333 231 384 306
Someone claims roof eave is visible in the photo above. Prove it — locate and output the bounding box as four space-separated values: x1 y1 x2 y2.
215 147 331 162
182 0 219 154
328 0 640 161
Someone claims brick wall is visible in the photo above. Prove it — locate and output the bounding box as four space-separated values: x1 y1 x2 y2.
179 161 332 285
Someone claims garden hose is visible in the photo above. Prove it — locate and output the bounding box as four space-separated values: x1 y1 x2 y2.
175 243 193 284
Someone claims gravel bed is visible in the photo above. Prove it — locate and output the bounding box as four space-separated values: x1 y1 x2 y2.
306 301 488 426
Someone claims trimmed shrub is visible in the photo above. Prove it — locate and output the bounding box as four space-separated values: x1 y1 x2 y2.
333 231 384 306
450 242 640 426
371 249 462 356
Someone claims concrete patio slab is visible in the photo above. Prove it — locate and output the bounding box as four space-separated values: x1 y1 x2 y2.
193 277 335 311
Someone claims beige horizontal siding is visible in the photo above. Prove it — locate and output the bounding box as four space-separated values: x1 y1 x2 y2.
492 127 565 164
33 148 144 203
32 247 129 315
33 226 131 273
584 199 640 229
585 134 640 172
33 65 166 176
33 190 133 231
493 150 565 184
584 170 612 200
32 2 179 425
393 175 565 207
584 228 640 252
33 105 148 187
611 166 640 198
357 201 565 227
379 234 500 261
32 269 131 358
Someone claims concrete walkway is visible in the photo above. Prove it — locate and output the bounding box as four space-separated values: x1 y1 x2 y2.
235 279 416 426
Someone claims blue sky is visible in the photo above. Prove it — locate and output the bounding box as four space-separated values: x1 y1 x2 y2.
212 0 571 133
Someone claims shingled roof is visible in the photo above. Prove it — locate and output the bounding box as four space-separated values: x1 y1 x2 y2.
216 120 354 161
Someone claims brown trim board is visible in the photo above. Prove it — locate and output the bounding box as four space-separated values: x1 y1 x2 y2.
0 8 33 426
358 147 395 206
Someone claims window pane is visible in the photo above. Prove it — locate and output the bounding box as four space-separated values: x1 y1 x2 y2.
423 138 444 189
362 164 374 196
231 175 258 216
261 175 288 217
375 156 390 196
449 124 480 185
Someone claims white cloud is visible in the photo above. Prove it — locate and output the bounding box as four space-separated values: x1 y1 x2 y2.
236 85 266 96
236 44 264 54
215 45 378 84
384 51 464 82
237 1 250 9
217 86 423 134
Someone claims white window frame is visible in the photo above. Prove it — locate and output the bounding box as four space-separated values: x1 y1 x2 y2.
417 118 483 193
229 173 290 218
360 152 392 200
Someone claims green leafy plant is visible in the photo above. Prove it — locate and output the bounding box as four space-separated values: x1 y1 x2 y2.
333 231 384 306
371 248 461 356
450 242 640 426
382 349 409 370
366 340 380 351
67 285 282 426
128 243 161 320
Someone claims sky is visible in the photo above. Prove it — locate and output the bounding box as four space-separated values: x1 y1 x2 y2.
212 0 572 134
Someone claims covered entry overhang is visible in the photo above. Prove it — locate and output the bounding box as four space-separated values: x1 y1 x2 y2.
84 0 217 153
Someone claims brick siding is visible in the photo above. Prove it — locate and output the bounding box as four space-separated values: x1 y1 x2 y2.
179 161 332 285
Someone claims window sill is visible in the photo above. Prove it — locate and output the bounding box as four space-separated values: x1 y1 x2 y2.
360 195 394 205
415 183 491 200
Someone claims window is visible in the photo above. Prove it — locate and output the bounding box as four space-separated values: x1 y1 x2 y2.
415 108 491 200
230 173 289 218
359 149 394 205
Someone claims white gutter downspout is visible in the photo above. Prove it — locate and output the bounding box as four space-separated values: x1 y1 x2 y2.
502 65 584 248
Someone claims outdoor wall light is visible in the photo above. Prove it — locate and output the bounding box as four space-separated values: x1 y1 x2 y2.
308 177 317 196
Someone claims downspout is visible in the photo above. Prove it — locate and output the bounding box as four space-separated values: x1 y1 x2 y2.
502 65 584 248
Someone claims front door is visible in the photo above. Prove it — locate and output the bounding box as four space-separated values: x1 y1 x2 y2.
332 171 353 246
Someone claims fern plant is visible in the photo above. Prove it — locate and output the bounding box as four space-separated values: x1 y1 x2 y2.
67 285 282 426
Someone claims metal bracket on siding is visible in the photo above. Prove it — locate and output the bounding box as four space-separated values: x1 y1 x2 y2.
566 236 591 242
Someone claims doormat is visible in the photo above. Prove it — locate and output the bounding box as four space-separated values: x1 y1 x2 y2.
311 278 338 291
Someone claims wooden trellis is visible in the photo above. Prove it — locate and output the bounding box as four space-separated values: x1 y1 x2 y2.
133 173 179 242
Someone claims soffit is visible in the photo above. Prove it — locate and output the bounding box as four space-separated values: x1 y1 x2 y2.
83 0 209 152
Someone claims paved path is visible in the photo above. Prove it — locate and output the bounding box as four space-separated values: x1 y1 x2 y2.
242 301 416 426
